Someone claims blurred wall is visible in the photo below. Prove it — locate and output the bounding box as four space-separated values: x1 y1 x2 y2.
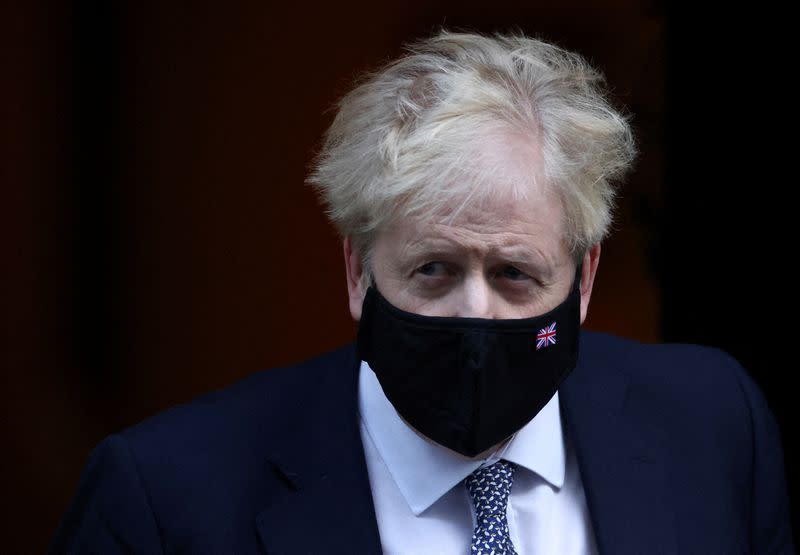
3 1 794 552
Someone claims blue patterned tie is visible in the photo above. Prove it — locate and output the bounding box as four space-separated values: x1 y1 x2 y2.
465 460 518 555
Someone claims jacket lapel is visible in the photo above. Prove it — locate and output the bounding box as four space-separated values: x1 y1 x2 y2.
561 333 677 555
255 347 382 555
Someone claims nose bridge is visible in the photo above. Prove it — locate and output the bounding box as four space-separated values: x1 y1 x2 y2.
457 271 493 319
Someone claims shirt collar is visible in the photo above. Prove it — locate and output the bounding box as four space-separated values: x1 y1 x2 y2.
358 360 566 516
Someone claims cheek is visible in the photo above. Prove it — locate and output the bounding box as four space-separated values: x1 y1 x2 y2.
501 280 572 318
378 277 569 319
381 283 458 317
371 270 420 311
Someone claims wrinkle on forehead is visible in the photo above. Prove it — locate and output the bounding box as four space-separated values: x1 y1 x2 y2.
409 172 565 249
383 181 570 279
401 224 563 275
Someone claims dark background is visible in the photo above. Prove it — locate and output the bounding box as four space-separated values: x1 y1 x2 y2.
3 1 794 552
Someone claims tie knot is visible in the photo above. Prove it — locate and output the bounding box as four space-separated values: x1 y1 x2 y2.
465 460 516 518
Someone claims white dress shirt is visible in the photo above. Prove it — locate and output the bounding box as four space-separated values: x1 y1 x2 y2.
358 361 598 554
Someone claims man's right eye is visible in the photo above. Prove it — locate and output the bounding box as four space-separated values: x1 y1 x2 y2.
416 262 445 276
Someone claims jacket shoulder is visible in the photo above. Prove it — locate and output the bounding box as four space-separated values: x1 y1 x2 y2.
580 329 750 394
578 329 773 447
121 343 357 453
50 344 359 553
578 331 793 552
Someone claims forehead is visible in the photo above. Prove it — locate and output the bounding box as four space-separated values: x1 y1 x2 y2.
381 182 567 259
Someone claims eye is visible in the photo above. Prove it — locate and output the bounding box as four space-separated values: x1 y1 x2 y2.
416 261 447 277
501 265 529 281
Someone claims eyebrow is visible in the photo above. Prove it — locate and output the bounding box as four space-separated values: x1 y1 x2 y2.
401 238 556 277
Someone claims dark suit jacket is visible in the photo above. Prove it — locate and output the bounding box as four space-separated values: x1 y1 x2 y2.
49 331 794 554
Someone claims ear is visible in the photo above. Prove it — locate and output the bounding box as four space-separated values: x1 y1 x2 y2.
578 243 601 325
343 236 367 321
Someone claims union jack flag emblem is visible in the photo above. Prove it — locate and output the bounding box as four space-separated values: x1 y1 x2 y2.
536 322 557 350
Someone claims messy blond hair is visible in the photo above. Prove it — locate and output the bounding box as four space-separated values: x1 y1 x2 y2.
307 30 636 265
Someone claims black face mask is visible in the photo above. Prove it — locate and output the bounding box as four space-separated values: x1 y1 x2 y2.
356 269 582 457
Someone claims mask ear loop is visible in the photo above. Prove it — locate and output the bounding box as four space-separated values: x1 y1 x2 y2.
368 276 380 296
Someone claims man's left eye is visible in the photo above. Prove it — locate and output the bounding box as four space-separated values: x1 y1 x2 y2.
501 266 528 280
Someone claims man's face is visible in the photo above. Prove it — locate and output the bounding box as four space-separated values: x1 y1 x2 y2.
345 184 600 323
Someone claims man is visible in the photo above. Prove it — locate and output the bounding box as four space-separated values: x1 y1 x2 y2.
50 31 793 554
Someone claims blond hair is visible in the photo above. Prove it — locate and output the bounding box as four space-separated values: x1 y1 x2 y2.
307 30 636 264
